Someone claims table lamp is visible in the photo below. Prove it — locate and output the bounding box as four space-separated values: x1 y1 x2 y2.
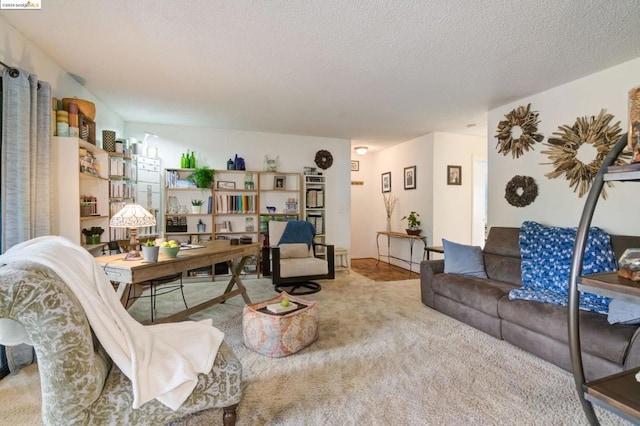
109 203 157 260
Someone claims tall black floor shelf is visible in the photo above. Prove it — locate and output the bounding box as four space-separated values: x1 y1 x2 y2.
569 133 640 425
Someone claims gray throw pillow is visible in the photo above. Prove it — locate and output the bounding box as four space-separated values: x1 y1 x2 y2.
443 239 488 278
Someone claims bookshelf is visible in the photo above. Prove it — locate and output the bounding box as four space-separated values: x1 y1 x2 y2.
303 173 326 258
163 168 213 244
52 137 110 253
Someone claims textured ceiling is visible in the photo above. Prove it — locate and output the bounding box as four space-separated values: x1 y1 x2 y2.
2 0 640 152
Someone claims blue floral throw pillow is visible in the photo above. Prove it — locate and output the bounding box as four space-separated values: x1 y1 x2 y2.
509 221 616 314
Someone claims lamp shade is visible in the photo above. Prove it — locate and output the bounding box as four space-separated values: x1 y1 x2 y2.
110 204 156 228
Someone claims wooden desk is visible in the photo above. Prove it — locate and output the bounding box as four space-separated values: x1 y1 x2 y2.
95 240 259 323
376 231 427 276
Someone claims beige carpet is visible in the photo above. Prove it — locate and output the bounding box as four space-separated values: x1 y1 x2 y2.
0 272 630 425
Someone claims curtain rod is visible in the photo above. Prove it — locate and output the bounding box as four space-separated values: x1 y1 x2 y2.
0 60 20 77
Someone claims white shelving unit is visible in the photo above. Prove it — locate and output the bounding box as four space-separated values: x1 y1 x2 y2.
212 170 260 243
258 171 302 246
136 155 161 238
163 168 213 244
303 173 326 258
52 137 110 253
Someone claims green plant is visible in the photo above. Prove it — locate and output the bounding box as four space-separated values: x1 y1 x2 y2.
191 199 204 206
188 166 215 189
81 226 104 236
401 211 421 229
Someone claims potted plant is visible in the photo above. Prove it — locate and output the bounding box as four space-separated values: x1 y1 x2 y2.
191 199 204 213
81 226 104 245
188 166 215 189
401 211 421 235
141 239 159 263
80 201 92 217
197 219 206 233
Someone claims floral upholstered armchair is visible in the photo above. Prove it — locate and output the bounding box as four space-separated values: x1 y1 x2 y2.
0 260 242 425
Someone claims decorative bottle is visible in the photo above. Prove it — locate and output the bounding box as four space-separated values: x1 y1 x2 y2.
180 153 186 168
190 151 196 168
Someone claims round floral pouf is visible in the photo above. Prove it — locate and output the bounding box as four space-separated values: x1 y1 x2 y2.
242 292 319 358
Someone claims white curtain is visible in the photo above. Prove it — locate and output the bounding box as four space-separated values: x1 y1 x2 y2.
1 67 52 252
1 67 52 373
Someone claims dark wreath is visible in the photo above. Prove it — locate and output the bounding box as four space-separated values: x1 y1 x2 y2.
541 109 628 199
314 150 333 169
505 175 538 207
495 103 544 159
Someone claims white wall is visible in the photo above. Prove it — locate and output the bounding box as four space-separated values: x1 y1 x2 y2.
351 131 486 272
432 132 487 248
0 16 124 136
488 57 640 235
124 122 351 251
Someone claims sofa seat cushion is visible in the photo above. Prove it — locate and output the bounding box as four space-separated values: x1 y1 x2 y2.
433 274 519 318
499 297 638 365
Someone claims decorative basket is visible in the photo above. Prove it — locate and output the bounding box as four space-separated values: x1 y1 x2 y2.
406 228 422 236
62 98 96 121
102 130 116 152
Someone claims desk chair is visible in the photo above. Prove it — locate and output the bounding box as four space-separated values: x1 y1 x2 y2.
124 273 188 323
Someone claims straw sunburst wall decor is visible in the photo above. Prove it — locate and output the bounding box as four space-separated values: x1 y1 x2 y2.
541 109 628 199
495 103 544 158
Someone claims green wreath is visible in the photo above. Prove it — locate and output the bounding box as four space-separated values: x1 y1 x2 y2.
505 175 538 207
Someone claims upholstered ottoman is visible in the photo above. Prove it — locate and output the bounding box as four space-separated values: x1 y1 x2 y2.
242 292 318 357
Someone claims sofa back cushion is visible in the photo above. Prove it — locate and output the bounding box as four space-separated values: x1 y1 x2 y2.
483 227 522 285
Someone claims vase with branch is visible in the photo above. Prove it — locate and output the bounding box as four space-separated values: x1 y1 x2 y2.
383 193 399 232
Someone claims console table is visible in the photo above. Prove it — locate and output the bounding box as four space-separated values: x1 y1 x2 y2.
376 231 427 276
95 240 259 323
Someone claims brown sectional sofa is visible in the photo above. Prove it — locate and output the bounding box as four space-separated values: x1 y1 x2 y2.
420 226 640 381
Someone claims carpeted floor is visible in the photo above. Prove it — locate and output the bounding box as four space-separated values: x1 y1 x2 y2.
0 272 630 425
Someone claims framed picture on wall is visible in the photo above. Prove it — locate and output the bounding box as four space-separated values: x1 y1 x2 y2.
351 160 359 171
404 166 416 190
381 171 391 193
447 165 462 185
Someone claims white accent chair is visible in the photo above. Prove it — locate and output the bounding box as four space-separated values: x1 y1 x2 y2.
261 221 335 295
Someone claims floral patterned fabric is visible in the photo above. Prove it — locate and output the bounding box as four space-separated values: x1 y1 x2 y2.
0 261 242 425
509 221 616 314
243 292 318 357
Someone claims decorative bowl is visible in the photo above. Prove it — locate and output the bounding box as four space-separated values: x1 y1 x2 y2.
159 246 180 258
406 228 422 236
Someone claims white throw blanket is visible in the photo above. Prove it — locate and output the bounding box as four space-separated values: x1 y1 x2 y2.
0 236 224 410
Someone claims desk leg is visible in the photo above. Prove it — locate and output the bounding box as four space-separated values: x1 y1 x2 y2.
376 234 382 265
225 256 252 304
422 238 428 261
408 239 415 277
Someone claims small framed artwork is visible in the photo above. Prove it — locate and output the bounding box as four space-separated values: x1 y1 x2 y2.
351 160 360 172
447 165 462 185
274 175 286 189
381 171 391 193
404 165 416 190
217 181 236 189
